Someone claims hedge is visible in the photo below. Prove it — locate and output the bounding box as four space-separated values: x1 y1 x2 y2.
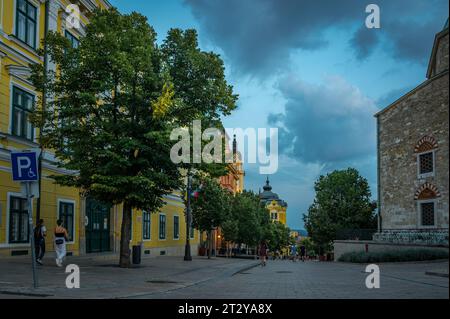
338 249 449 263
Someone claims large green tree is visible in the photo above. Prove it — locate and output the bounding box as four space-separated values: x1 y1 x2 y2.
224 191 272 251
161 28 237 126
303 168 377 253
31 9 182 268
265 222 291 251
190 177 231 258
233 191 263 248
161 28 238 178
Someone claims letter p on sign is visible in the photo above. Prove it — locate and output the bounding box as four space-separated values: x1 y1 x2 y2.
11 151 38 182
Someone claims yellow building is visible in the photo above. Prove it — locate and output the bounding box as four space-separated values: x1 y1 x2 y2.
0 0 199 258
259 177 287 225
213 134 245 254
219 134 244 194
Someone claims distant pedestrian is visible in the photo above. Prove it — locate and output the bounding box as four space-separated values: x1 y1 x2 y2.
290 244 297 262
258 240 268 266
54 219 69 267
34 219 46 265
300 244 306 262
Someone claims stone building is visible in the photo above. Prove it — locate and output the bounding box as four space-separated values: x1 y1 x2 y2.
373 20 449 246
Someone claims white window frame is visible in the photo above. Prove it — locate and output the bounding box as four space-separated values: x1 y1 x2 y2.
57 198 76 244
12 0 41 50
3 192 32 248
417 150 435 179
417 199 437 228
142 210 151 242
9 81 38 143
173 215 180 240
158 213 166 241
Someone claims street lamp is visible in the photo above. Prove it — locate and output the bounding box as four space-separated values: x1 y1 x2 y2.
184 170 192 261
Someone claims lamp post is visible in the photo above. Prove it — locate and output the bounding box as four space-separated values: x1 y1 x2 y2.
184 170 192 261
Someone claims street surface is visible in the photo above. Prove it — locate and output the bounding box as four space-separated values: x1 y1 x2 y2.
0 255 447 299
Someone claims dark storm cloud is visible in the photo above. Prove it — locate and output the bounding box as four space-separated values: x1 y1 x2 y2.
185 0 364 75
350 26 379 60
184 0 448 75
385 20 443 64
268 75 378 165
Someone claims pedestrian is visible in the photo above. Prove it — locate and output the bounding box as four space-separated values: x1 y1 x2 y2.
34 219 46 265
54 219 69 267
300 244 306 262
258 240 268 266
290 244 297 262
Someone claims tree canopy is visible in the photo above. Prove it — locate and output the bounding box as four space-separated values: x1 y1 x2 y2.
30 8 237 267
303 168 377 252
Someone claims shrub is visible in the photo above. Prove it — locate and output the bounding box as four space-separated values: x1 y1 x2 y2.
338 249 449 263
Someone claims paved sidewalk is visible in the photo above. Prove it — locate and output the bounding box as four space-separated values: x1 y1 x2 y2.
140 259 450 299
0 254 259 299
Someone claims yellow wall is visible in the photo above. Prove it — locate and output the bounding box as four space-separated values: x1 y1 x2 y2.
267 200 287 225
0 0 199 258
130 197 200 254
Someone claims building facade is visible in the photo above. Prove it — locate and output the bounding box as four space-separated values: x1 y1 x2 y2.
259 177 287 225
374 21 449 246
214 134 245 254
0 0 200 258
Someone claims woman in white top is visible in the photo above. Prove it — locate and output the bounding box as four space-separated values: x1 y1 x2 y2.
54 219 69 267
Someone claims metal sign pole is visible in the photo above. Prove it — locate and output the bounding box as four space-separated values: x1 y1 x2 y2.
27 181 38 288
184 171 192 261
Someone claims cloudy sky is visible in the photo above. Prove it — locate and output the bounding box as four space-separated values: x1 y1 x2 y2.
110 0 448 230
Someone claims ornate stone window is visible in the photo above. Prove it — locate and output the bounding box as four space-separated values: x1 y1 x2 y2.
415 136 438 179
415 183 440 228
420 202 435 226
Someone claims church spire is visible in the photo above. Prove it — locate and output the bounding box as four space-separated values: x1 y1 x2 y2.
263 176 272 191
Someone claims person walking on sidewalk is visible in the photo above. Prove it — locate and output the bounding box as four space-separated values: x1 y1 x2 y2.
54 219 69 267
258 240 268 266
300 244 306 262
34 219 47 265
290 244 297 262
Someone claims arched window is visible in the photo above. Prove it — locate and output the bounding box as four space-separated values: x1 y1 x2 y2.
415 183 440 228
415 136 438 178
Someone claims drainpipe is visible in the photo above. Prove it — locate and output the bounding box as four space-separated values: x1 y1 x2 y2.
36 0 50 221
376 116 381 234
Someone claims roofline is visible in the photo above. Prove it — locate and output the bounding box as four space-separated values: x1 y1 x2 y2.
426 27 449 79
374 70 449 118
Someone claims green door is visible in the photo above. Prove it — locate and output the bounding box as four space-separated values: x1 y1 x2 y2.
86 198 111 253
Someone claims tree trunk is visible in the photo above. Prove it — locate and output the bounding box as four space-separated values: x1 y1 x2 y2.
207 230 212 259
119 201 132 268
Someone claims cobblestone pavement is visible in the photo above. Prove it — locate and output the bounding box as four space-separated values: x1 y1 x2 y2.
0 255 259 299
1 255 448 299
140 259 449 299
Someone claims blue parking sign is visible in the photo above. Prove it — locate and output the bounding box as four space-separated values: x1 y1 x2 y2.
11 152 39 181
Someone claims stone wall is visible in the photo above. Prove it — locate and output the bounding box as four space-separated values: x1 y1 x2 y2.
432 31 449 77
373 229 448 246
377 71 449 230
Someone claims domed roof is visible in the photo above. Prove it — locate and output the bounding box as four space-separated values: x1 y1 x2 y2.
260 177 279 200
259 177 287 207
